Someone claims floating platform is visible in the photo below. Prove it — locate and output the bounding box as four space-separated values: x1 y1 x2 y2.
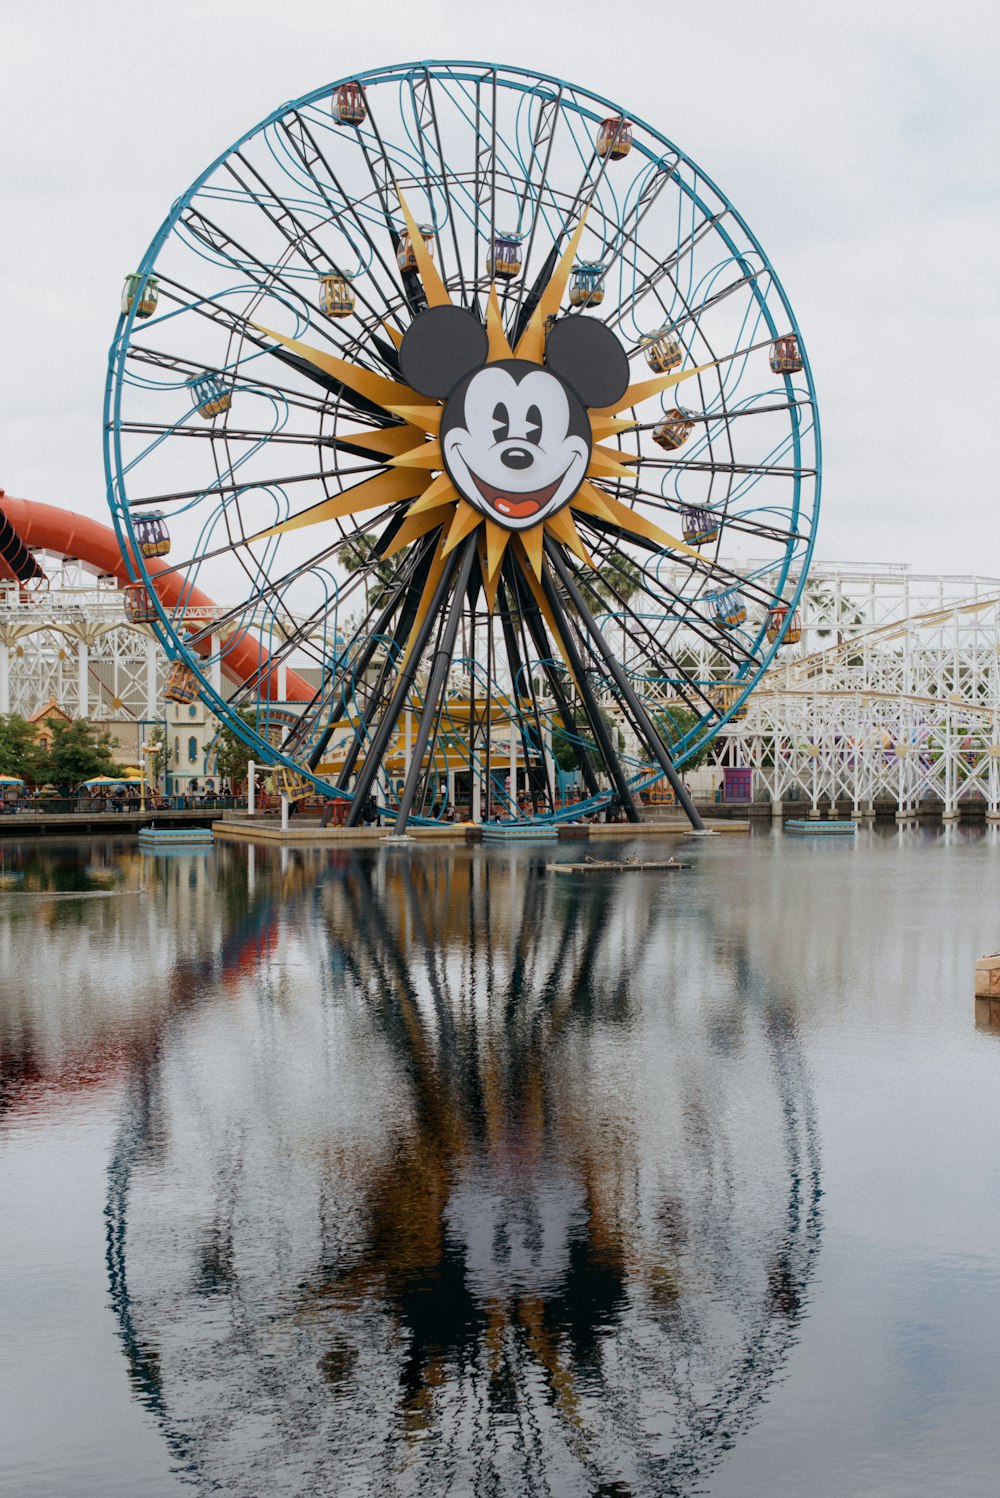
139 825 214 848
548 857 689 874
481 823 559 843
212 816 749 848
785 819 856 835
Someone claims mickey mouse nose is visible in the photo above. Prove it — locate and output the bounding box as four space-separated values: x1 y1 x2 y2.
501 446 534 470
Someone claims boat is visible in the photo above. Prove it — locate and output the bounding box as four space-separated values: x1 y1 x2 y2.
481 822 558 843
784 819 856 835
138 825 214 848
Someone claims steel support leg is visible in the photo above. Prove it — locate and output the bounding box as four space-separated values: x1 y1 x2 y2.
546 540 707 832
393 541 477 832
539 560 640 823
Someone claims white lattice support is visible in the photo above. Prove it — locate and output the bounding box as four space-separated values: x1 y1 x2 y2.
77 639 88 719
145 636 158 720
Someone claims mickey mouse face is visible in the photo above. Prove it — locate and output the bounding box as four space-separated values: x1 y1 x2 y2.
442 360 590 528
398 302 631 533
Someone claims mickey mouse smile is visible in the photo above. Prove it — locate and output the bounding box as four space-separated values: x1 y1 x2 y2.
468 466 573 521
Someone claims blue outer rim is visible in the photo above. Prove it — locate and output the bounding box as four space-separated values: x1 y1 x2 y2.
104 59 820 809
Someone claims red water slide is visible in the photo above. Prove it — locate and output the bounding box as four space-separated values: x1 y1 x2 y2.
0 491 314 701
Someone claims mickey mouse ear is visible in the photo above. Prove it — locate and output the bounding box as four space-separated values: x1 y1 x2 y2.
398 305 490 400
544 316 630 408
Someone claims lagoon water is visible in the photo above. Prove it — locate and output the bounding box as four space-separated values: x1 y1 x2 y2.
1 827 999 1497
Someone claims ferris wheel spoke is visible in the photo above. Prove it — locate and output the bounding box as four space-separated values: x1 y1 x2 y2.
223 149 407 348
277 111 407 316
502 87 565 334
591 156 679 298
607 212 727 333
562 539 722 709
404 69 469 305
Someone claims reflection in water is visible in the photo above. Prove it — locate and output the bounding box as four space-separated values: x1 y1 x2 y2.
96 844 821 1496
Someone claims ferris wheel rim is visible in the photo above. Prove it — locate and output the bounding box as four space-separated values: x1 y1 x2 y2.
104 59 821 811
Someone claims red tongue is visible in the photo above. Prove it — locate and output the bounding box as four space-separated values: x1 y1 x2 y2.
494 495 541 518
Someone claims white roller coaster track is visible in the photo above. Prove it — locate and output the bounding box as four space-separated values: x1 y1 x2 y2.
710 564 1000 817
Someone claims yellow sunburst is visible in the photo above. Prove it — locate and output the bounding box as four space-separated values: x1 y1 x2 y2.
250 185 718 658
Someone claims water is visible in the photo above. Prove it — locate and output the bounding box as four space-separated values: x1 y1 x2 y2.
1 828 998 1497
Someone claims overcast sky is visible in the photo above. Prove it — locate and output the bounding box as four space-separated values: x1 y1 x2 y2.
2 0 998 576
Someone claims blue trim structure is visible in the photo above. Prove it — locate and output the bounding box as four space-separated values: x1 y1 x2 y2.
105 61 820 824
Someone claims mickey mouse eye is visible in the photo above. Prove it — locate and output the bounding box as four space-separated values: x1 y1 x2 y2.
492 402 510 442
526 403 543 445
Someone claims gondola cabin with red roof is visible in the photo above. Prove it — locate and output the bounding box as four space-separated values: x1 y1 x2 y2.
770 335 803 374
765 605 802 644
332 82 366 125
596 116 632 160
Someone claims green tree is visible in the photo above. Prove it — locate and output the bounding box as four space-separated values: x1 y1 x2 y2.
0 714 44 783
211 709 263 790
578 555 645 616
551 708 625 774
39 718 119 790
144 724 167 785
648 704 711 769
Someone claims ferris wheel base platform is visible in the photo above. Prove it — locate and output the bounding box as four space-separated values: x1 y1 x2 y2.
211 815 750 848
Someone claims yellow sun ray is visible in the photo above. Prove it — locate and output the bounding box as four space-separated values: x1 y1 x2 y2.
405 473 461 516
250 467 430 542
587 446 639 480
592 442 640 466
569 483 616 524
477 531 502 613
592 358 720 418
441 500 484 556
589 416 639 441
514 212 590 362
518 523 544 580
511 539 583 690
486 285 514 361
546 507 595 568
484 518 511 580
251 322 422 412
572 480 704 560
338 424 429 458
381 319 403 348
384 403 442 432
394 184 453 308
387 440 444 471
381 503 456 558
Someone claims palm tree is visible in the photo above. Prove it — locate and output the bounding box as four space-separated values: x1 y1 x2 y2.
338 532 396 612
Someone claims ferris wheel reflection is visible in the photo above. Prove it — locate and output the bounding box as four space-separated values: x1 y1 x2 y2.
106 843 822 1496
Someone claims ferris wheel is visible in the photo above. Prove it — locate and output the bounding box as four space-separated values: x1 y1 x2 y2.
104 60 820 829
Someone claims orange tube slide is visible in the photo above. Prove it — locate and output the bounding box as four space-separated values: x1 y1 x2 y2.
0 494 315 702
